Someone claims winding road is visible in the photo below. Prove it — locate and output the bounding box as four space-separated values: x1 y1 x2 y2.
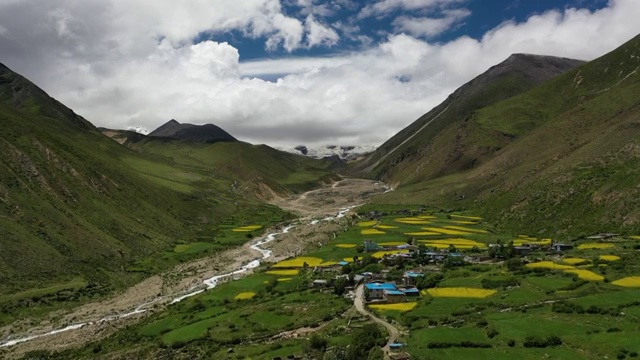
354 284 401 354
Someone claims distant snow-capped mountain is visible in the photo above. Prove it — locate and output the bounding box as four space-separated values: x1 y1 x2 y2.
127 126 150 135
278 144 376 160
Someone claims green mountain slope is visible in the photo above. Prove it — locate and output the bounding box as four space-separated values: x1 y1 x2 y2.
101 129 338 196
0 62 336 321
373 34 640 236
353 53 584 184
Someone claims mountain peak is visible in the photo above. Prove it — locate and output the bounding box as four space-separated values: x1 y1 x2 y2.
149 119 236 143
0 61 93 130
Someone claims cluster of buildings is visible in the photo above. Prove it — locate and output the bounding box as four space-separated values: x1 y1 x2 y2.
363 271 423 303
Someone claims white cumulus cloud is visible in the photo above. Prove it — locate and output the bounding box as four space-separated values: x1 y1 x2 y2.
393 8 471 37
0 0 639 148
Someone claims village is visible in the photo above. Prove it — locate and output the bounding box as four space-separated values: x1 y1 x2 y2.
298 235 581 305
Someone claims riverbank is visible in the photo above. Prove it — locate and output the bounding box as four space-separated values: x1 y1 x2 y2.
0 179 387 358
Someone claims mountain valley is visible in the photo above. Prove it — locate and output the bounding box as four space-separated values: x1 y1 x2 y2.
1 29 640 360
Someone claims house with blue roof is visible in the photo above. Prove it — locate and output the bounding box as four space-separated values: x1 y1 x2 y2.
383 289 406 303
401 288 420 297
365 282 397 300
403 271 424 286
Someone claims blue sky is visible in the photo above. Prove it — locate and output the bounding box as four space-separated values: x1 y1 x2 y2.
201 0 610 63
0 0 636 147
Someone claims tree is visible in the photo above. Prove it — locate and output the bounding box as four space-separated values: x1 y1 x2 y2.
303 334 328 357
416 273 443 290
309 334 328 351
266 278 278 292
505 258 523 271
334 277 347 296
342 264 353 275
345 324 385 360
367 347 384 360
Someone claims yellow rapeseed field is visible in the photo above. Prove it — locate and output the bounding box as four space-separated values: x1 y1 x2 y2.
372 250 409 258
426 287 497 298
395 220 432 225
420 243 477 249
578 243 615 249
449 220 479 225
272 256 324 268
342 258 354 262
234 292 256 300
564 269 604 281
450 215 482 220
266 269 299 276
362 229 386 235
600 255 621 261
395 217 424 221
630 236 640 240
420 238 485 247
612 277 640 287
525 261 575 270
358 220 377 227
562 257 589 265
335 244 357 248
376 225 398 229
513 238 552 246
404 232 441 236
444 226 488 234
232 225 262 232
423 227 473 235
417 215 437 219
378 241 408 246
369 302 417 311
263 278 292 284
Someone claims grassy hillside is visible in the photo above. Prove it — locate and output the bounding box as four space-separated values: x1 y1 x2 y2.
102 129 338 196
372 34 640 236
0 63 337 322
352 54 583 184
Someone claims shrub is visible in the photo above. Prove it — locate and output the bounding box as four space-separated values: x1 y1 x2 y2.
481 278 519 289
523 335 562 348
487 328 499 339
507 339 516 347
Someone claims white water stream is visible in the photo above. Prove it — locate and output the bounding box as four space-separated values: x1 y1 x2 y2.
0 207 355 348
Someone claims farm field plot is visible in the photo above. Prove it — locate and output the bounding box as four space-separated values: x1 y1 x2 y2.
369 302 417 311
426 287 497 298
272 256 324 268
578 243 615 249
612 277 640 287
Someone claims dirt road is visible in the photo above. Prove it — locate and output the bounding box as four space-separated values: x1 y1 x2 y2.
1 178 387 358
354 284 400 354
